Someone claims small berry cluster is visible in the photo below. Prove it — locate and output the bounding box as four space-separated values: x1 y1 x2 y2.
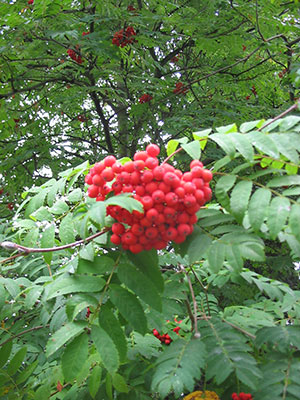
170 55 179 63
67 49 83 64
173 82 189 95
232 393 253 400
85 144 212 253
139 94 153 104
152 318 182 345
112 26 136 48
127 5 136 12
28 0 33 4
82 31 90 37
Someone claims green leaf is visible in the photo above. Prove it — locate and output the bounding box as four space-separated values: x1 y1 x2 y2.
289 204 300 238
41 224 55 264
77 256 115 274
226 244 243 272
67 188 83 202
99 305 128 363
88 365 102 399
247 131 280 158
47 275 105 300
88 202 106 227
91 325 119 374
229 133 254 161
59 213 75 244
210 133 236 157
267 197 290 239
46 321 87 358
0 283 5 311
117 262 162 311
0 341 12 368
66 293 99 321
79 242 95 262
216 123 237 134
105 195 143 213
49 200 69 215
186 230 212 264
112 373 129 393
109 284 148 335
267 175 300 187
240 120 264 133
167 139 179 157
62 333 89 382
151 338 206 398
128 250 164 293
215 174 237 211
248 188 272 231
16 360 39 384
230 180 253 223
181 140 201 160
7 346 27 375
207 242 226 273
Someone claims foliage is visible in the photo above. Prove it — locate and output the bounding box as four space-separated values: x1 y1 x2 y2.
1 0 300 399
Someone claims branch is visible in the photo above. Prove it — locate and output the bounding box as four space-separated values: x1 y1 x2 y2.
258 101 300 131
0 325 50 347
0 227 110 264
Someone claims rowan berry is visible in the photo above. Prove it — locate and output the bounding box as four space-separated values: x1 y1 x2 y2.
134 151 148 161
94 162 105 174
145 157 159 169
190 160 203 168
152 190 165 203
141 170 153 183
112 223 125 235
122 231 137 245
141 196 153 210
153 166 164 181
202 169 213 182
111 234 121 245
129 243 143 253
104 155 116 167
145 227 158 239
92 174 104 186
165 192 178 206
177 224 191 236
146 144 160 157
131 224 144 236
101 168 114 182
87 185 99 198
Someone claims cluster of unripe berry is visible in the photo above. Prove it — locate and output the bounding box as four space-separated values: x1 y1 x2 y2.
232 393 253 400
85 144 212 253
112 26 136 47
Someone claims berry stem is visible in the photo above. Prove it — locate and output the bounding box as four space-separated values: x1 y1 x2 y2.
161 147 183 165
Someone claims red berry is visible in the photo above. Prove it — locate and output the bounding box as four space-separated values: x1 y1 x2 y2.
141 170 153 183
134 151 148 161
146 144 160 157
165 192 178 206
141 196 154 210
145 157 159 169
88 185 99 198
111 234 121 245
202 169 213 182
101 168 114 182
122 232 137 245
104 155 116 167
177 224 191 236
152 190 165 203
112 162 123 173
94 162 105 174
145 227 158 239
146 208 159 223
112 223 125 235
190 160 203 169
129 243 143 253
92 174 104 186
153 166 165 181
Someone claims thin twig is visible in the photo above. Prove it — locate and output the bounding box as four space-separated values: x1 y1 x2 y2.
0 325 50 347
0 227 110 264
258 101 299 131
180 265 200 337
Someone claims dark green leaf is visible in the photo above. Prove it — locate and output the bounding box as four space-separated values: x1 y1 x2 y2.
248 188 271 231
91 325 119 374
62 333 89 382
88 365 102 399
0 341 12 369
46 321 87 357
109 284 148 335
230 180 253 223
7 346 27 375
47 275 105 300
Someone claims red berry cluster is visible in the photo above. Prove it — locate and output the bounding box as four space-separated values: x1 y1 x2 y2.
82 31 90 37
173 82 189 95
127 5 136 12
67 49 83 64
85 144 212 254
112 26 136 48
170 55 179 63
152 329 172 345
152 319 182 345
232 393 253 400
139 94 153 104
28 0 33 4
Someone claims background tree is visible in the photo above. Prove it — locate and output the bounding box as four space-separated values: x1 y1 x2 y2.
1 1 300 399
